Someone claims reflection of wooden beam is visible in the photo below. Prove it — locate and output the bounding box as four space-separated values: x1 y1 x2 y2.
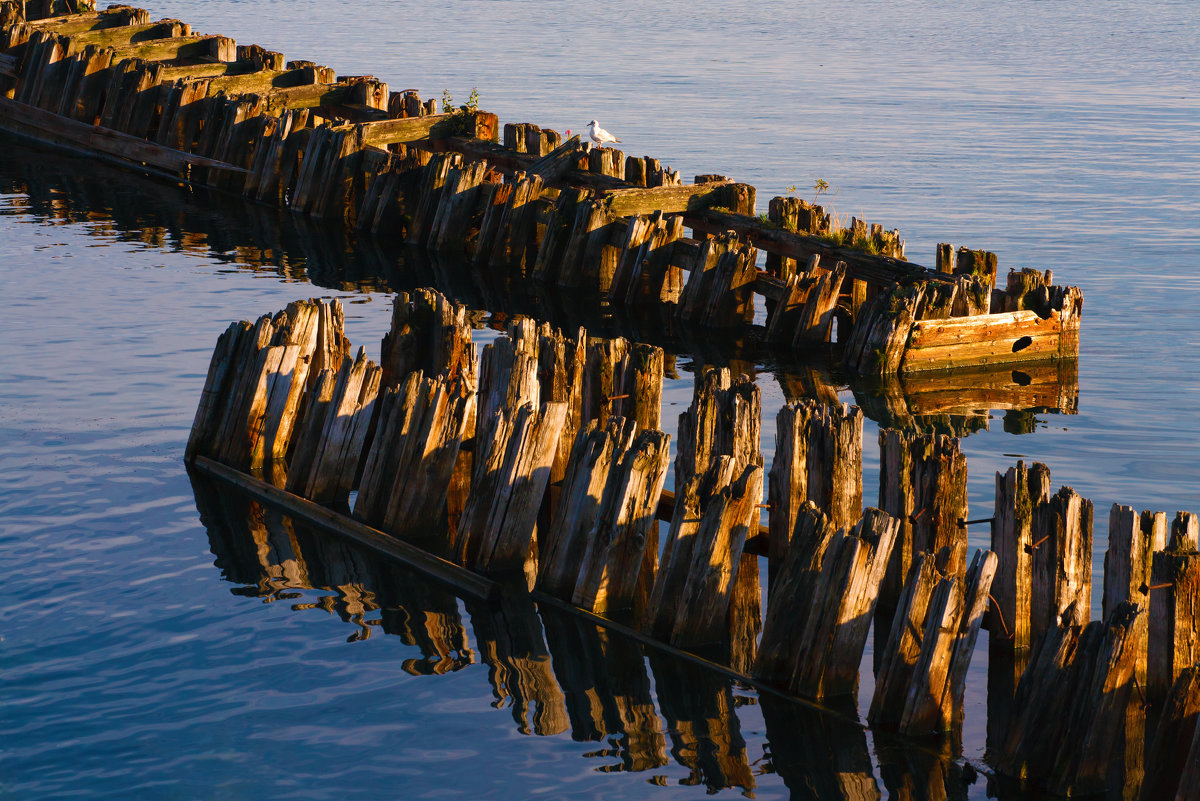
190 455 500 601
0 96 246 180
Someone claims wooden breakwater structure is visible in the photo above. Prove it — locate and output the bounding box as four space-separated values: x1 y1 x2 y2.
1 5 1083 376
185 292 1198 798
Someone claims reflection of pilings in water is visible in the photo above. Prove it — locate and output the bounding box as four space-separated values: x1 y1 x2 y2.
540 609 667 772
465 587 569 736
649 653 756 795
874 735 969 801
847 359 1079 439
759 693 879 801
191 470 473 668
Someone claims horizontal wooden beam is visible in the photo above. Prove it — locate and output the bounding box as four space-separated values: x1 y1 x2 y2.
260 78 385 115
598 181 751 217
340 110 498 148
0 95 246 180
901 309 1067 373
108 33 236 63
687 207 942 288
190 455 500 601
55 18 190 48
21 6 149 34
193 64 333 96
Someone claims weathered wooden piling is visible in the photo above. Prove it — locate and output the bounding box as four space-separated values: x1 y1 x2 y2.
995 601 1144 796
570 427 670 620
755 503 898 699
869 548 997 736
352 370 475 539
1103 504 1168 687
989 461 1052 650
1148 531 1200 701
767 399 863 585
877 428 968 617
648 367 762 670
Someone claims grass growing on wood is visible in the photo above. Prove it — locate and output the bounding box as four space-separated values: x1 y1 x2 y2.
440 88 482 136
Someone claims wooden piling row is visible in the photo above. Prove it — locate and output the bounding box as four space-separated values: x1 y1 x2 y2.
1 6 1083 374
184 292 1199 799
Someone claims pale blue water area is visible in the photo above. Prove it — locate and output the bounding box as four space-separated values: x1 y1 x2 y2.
1 1 1198 798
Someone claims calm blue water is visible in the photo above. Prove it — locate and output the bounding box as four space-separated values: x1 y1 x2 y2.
2 1 1198 798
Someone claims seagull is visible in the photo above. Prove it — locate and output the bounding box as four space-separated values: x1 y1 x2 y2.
585 119 621 147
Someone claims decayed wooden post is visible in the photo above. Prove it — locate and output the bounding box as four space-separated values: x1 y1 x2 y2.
989 461 1051 650
648 367 761 669
379 287 477 390
1103 504 1168 686
285 348 381 506
996 601 1143 796
1148 540 1200 701
869 548 997 736
572 428 671 620
352 371 475 542
537 416 636 600
768 400 862 585
580 336 663 434
454 400 568 575
755 506 898 699
1030 486 1094 644
668 462 763 660
876 428 968 617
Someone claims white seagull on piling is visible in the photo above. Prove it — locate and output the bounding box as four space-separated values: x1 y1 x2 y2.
585 119 621 146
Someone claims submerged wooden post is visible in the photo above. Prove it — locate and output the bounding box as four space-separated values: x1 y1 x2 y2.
767 400 862 585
